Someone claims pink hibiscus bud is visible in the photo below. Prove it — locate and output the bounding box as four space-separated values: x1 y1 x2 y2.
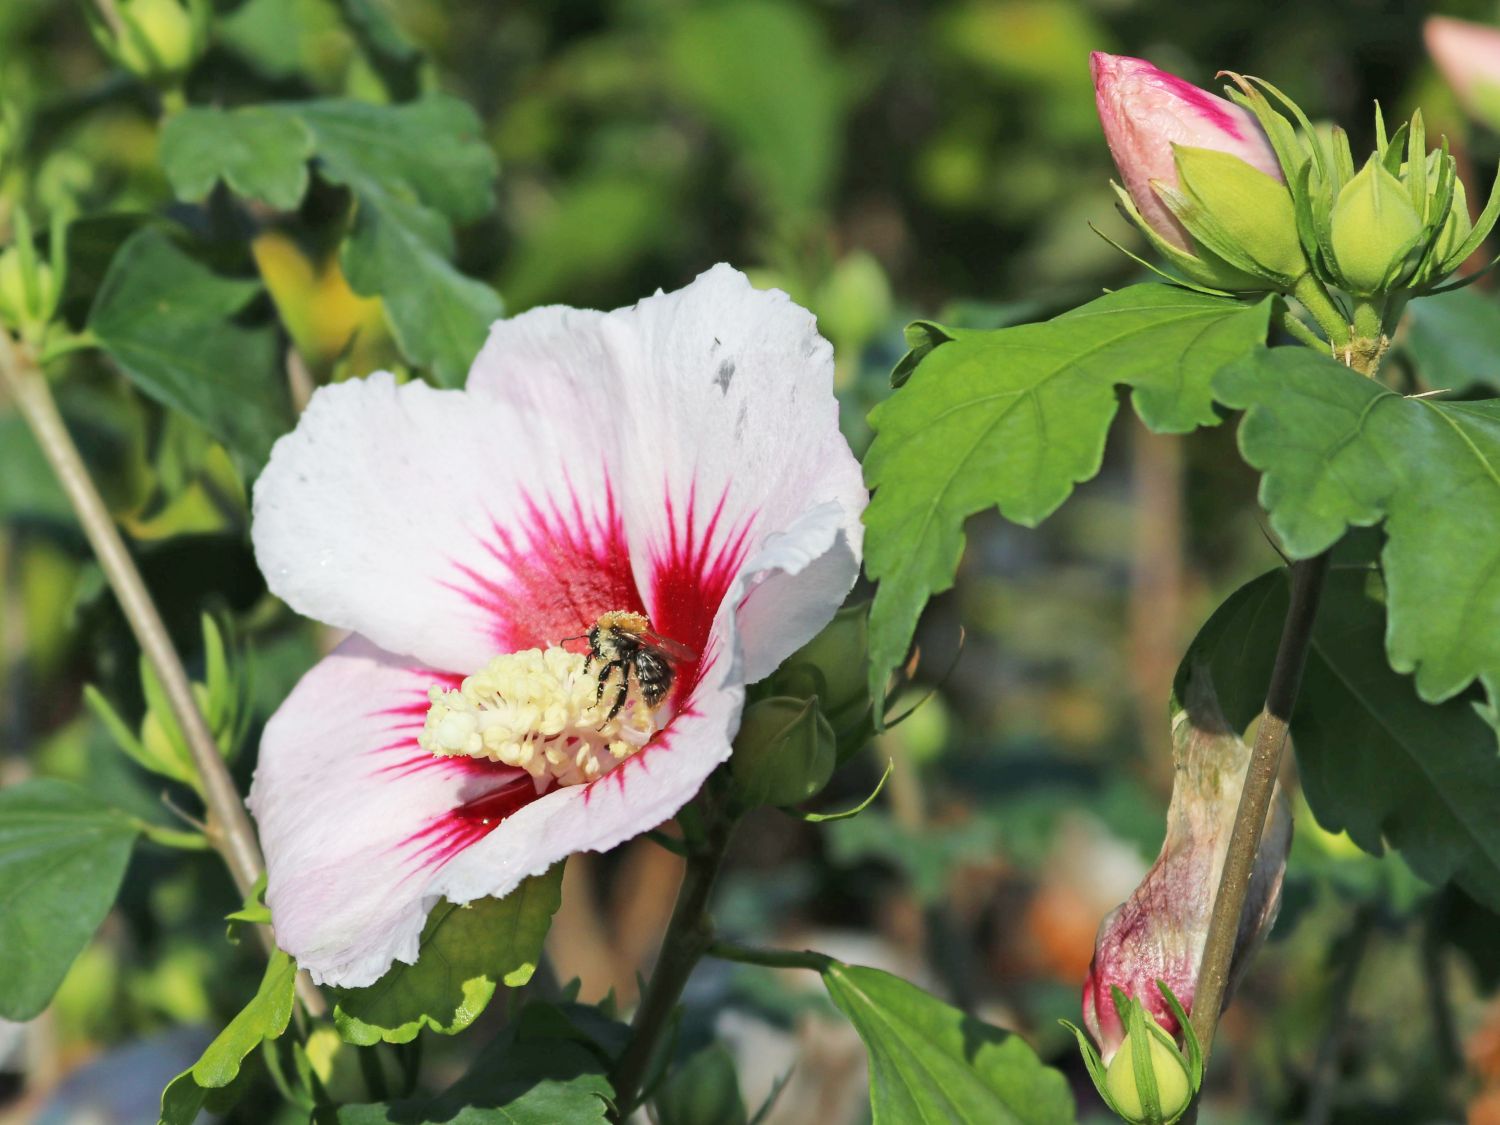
1091 52 1305 292
1426 16 1500 125
1081 665 1291 1064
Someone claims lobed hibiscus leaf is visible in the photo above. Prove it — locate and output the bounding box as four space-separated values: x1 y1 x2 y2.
160 106 314 211
0 779 139 1021
89 226 293 473
1215 345 1500 709
822 962 1076 1124
862 283 1271 708
339 1001 615 1124
156 95 502 387
1178 566 1500 910
332 864 565 1045
159 949 298 1124
1402 286 1500 393
336 1078 611 1125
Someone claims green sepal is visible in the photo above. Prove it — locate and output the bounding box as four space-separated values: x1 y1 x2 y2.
1059 1019 1112 1105
1437 159 1500 276
1115 986 1163 1125
790 759 893 823
1153 981 1202 1095
1110 180 1264 293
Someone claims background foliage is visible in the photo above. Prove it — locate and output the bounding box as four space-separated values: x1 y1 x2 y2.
5 0 1500 1122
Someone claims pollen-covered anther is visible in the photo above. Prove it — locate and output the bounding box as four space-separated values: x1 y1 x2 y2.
418 646 657 790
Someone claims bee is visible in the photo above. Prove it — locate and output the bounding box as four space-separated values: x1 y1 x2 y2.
577 612 696 721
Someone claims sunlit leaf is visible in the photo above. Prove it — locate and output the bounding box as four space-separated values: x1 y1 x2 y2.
1216 345 1500 706
863 284 1270 707
823 962 1076 1124
159 950 297 1124
333 865 564 1044
0 779 138 1020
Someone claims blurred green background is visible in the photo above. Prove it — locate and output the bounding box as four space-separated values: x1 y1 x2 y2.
4 1 1500 1122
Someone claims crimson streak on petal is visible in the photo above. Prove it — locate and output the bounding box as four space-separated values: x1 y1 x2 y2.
444 479 642 654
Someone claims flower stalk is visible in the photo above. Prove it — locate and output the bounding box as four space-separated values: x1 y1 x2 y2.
0 329 326 1017
609 785 739 1119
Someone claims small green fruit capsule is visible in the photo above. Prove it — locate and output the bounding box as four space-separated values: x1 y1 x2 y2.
729 696 837 809
1330 158 1425 294
1105 1022 1193 1124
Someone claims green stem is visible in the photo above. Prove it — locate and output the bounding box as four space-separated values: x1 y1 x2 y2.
0 331 327 1019
608 795 738 1119
706 940 833 973
1279 307 1328 352
1290 274 1350 348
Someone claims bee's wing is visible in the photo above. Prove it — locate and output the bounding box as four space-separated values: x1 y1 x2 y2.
641 630 697 663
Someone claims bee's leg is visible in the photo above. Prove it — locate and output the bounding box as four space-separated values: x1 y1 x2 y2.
594 660 625 707
605 677 630 723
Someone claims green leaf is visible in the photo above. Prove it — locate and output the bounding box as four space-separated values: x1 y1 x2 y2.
89 227 292 471
863 284 1270 706
654 1044 747 1125
1216 345 1500 706
0 779 139 1020
822 962 1075 1124
160 949 298 1124
295 96 501 385
333 865 564 1044
1403 287 1500 393
336 1078 611 1125
194 950 298 1086
160 106 314 211
1179 567 1500 909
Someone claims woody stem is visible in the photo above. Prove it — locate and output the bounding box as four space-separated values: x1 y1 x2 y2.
608 789 737 1118
0 330 326 1018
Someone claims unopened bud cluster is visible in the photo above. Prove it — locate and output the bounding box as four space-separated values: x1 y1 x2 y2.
1093 52 1498 357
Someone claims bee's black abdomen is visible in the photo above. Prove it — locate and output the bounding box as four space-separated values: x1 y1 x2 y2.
633 649 674 707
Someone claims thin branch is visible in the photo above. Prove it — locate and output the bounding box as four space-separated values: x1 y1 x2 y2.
0 331 326 1018
608 793 736 1118
706 940 833 974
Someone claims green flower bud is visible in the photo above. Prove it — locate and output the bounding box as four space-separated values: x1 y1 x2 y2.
1432 175 1473 269
1161 144 1308 286
0 244 60 337
729 696 836 809
1329 157 1425 295
1104 1014 1193 1124
113 0 206 82
766 604 872 758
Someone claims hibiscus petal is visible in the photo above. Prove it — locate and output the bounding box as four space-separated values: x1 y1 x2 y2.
248 636 533 987
252 372 639 673
468 263 867 682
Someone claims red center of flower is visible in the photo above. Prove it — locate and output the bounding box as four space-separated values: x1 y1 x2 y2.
384 480 755 873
